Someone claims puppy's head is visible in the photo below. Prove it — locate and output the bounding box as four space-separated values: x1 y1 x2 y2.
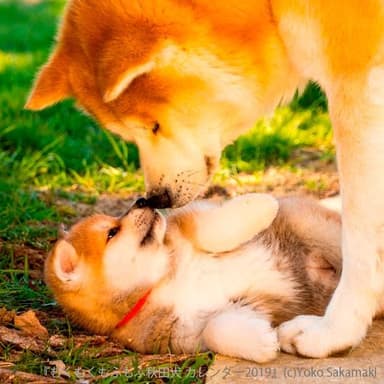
45 205 169 333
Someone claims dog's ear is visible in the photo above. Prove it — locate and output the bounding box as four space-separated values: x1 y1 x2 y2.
25 48 71 110
52 240 81 284
101 41 171 103
102 60 156 103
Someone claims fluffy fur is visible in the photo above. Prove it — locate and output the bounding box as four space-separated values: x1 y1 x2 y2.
45 194 342 362
27 0 384 357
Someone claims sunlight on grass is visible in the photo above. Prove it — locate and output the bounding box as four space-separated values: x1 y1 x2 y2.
0 51 36 71
222 104 333 173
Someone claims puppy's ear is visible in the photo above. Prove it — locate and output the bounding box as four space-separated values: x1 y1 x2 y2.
25 48 71 110
52 240 81 283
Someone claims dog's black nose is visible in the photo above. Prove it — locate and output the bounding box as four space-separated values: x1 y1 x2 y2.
146 189 172 208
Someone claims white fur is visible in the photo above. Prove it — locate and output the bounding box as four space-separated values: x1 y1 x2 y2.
367 66 384 106
152 240 297 355
104 214 169 292
104 242 168 292
203 307 279 362
320 196 341 213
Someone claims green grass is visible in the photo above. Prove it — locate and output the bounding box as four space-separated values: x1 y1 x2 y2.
11 348 212 383
0 0 334 381
223 97 332 172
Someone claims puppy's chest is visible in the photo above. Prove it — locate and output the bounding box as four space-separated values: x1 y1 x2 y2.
153 242 298 341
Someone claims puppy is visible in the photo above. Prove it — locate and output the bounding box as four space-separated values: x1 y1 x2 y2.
45 194 341 362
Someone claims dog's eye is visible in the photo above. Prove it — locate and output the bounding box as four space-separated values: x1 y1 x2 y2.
107 227 120 242
152 122 160 135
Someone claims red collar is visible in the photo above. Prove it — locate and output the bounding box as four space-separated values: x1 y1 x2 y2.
115 289 152 329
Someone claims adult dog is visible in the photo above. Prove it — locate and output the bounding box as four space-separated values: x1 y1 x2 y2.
26 0 384 358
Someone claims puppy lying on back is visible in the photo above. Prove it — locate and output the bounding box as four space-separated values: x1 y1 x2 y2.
45 194 341 362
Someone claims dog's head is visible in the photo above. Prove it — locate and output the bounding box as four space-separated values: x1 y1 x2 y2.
45 203 169 333
26 0 290 207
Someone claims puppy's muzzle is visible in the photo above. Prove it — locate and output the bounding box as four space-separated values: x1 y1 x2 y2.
122 197 151 217
132 197 149 209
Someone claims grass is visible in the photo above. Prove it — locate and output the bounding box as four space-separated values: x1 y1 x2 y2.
0 0 336 382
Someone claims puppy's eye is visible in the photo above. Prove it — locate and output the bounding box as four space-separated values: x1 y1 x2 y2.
107 227 120 241
152 122 160 135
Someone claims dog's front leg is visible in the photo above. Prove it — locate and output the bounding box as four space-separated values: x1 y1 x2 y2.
191 193 278 253
202 307 279 362
279 74 384 357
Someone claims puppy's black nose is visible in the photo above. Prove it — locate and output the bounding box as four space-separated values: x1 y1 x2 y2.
132 197 148 209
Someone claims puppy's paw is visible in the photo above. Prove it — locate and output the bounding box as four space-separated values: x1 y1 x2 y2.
203 311 279 363
278 315 366 358
249 326 279 363
233 193 279 235
238 193 278 219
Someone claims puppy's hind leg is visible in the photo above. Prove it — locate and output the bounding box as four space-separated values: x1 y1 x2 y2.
202 307 279 363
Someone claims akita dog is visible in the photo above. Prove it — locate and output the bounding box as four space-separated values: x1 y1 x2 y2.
45 194 342 362
26 1 384 357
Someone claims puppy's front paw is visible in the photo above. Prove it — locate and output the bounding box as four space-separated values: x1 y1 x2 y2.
278 315 366 358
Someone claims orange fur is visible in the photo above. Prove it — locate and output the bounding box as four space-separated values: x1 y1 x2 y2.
44 215 124 333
